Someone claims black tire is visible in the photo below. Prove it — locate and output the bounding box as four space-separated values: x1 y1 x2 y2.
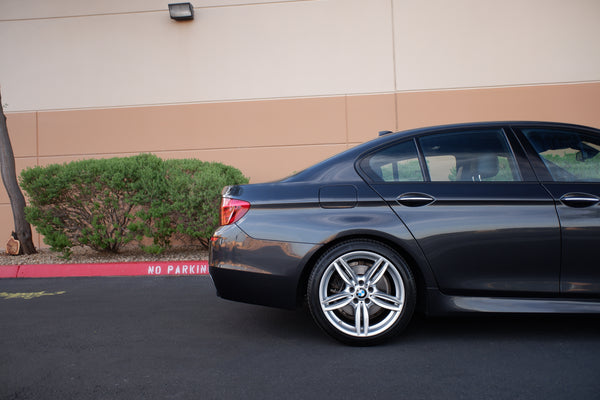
307 239 416 346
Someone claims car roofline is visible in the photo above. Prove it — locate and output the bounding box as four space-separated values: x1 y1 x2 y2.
382 121 600 139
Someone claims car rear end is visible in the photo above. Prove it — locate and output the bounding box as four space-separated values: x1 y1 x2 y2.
209 183 321 309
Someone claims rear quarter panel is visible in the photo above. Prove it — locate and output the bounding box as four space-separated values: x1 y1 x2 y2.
233 181 437 291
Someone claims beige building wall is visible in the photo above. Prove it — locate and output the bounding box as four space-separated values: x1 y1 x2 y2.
0 0 395 111
1 0 599 248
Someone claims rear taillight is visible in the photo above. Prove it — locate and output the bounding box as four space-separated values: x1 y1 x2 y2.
220 198 250 226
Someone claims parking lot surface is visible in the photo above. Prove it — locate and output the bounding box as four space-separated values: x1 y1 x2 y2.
1 277 599 400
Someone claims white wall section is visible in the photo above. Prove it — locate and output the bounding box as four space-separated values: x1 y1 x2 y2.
0 0 394 111
393 0 600 91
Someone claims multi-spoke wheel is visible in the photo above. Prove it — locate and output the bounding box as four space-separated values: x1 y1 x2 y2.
307 240 416 345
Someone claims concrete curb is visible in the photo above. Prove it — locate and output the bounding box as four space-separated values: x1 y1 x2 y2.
0 260 209 279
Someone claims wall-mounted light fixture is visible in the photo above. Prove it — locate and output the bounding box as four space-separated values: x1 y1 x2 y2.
169 3 194 21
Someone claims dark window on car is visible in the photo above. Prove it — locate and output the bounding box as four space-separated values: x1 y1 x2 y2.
522 129 600 182
361 140 424 183
418 129 521 182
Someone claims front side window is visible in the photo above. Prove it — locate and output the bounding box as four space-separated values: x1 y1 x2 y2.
419 129 521 182
522 129 600 182
360 140 424 183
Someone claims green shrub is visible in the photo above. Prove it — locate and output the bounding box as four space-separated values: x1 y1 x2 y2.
164 159 249 246
20 154 166 257
20 154 248 257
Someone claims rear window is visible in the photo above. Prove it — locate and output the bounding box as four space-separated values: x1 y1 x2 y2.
419 129 521 182
360 140 424 183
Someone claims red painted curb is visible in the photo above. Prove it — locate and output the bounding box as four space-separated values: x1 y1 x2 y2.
0 260 208 279
0 265 19 279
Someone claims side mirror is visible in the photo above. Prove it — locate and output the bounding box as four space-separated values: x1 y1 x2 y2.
576 147 599 162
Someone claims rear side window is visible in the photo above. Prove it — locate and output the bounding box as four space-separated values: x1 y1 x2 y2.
360 140 424 183
419 129 521 182
522 129 600 182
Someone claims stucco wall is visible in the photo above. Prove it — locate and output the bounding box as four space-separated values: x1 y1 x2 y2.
0 0 599 248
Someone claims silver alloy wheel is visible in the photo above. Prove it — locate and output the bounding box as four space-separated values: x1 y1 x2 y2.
318 250 405 338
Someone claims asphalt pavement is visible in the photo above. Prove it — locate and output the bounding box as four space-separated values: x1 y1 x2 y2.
1 276 599 400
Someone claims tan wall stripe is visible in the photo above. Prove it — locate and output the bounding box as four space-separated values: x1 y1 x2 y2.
2 83 599 248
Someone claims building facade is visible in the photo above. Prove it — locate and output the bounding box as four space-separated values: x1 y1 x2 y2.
1 0 599 248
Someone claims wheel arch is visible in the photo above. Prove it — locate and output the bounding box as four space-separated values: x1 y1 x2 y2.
295 232 430 313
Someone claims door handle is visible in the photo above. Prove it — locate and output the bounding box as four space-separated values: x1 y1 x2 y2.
560 193 600 208
397 193 435 207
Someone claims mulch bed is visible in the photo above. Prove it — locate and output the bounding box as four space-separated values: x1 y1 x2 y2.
0 245 208 266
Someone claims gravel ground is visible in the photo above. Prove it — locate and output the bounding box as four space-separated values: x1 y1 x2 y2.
0 245 209 265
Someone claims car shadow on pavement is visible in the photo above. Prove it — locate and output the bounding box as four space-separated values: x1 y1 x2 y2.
236 305 600 345
214 291 600 345
403 313 600 343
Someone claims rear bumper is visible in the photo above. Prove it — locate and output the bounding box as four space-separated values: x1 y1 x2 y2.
209 224 317 309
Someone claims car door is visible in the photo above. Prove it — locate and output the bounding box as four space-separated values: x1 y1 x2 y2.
360 126 561 296
517 125 600 296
